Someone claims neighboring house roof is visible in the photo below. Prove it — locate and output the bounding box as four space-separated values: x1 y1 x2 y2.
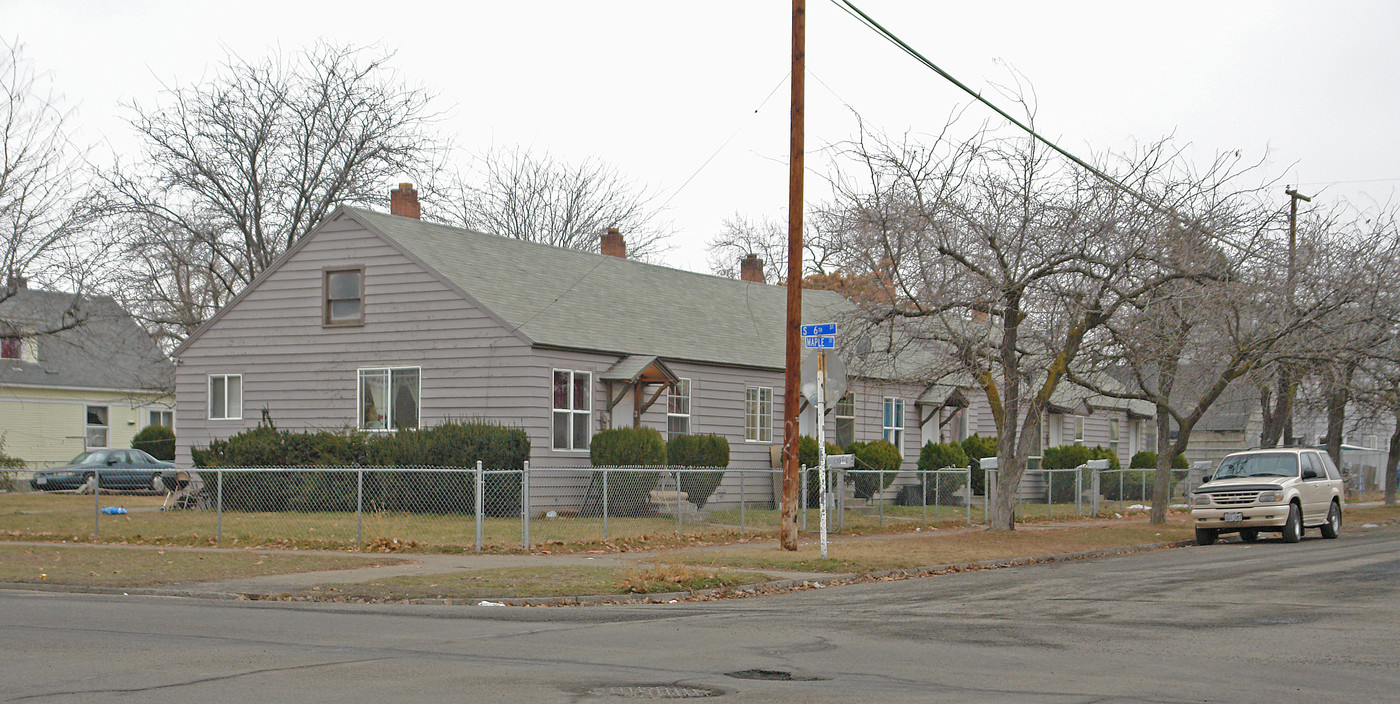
347 207 864 371
0 287 172 393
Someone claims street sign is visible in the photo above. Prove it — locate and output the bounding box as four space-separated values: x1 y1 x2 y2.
800 323 836 336
800 349 848 407
803 336 834 349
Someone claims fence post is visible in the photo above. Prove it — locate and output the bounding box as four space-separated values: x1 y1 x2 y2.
92 469 100 537
676 468 683 537
1046 469 1053 519
878 469 885 528
475 461 484 552
739 470 746 534
602 469 609 542
356 466 364 551
216 469 223 545
1076 467 1083 517
1093 467 1101 516
800 465 807 532
923 469 930 523
521 461 531 550
965 467 971 525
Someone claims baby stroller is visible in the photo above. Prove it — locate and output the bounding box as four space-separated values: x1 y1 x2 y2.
161 470 209 511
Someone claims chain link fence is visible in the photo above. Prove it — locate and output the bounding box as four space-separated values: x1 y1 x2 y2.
0 462 1215 551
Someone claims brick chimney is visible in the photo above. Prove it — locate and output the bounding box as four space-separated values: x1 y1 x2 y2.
739 253 765 283
389 183 421 219
601 227 626 259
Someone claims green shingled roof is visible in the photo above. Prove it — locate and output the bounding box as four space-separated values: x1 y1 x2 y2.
348 207 856 371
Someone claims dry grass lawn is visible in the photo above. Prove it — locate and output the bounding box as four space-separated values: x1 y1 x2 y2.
0 544 407 587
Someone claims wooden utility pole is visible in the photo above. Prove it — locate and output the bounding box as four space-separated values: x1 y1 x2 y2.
1282 185 1311 446
780 0 806 551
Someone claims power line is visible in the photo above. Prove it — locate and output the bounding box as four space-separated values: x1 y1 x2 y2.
830 0 1277 261
659 73 790 211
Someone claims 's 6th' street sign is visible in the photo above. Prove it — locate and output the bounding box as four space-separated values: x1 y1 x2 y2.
801 323 836 336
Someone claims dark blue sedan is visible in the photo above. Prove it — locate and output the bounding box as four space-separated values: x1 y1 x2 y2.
30 449 175 492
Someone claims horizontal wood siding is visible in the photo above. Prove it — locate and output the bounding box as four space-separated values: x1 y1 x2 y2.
175 213 534 464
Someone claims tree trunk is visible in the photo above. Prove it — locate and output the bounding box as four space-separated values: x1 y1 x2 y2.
1149 409 1175 524
1259 367 1295 447
1323 363 1356 470
989 432 1022 531
1387 412 1400 507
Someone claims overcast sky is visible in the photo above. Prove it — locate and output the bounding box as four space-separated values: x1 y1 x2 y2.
6 0 1398 273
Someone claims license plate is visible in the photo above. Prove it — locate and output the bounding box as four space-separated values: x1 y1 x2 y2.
1223 511 1243 522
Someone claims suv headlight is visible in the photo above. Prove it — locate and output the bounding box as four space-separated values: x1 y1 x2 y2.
1257 490 1285 503
1192 494 1212 506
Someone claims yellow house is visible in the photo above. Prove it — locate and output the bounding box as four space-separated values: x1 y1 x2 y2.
1 279 172 469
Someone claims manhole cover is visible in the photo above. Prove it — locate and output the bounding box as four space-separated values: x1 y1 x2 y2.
589 685 719 699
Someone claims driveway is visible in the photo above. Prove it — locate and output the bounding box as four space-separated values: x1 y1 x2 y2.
2 524 1396 703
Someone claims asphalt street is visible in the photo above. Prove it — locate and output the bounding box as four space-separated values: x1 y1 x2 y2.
2 523 1397 703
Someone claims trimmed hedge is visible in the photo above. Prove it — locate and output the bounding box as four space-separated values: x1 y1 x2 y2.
917 441 969 503
847 440 902 499
961 434 997 496
1040 445 1122 502
590 427 666 516
132 424 176 460
667 434 730 508
1128 451 1189 469
192 420 529 515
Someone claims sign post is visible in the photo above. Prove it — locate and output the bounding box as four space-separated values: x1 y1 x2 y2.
800 323 838 559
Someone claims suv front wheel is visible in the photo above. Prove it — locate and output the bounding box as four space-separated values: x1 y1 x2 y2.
1195 527 1218 546
1281 503 1302 543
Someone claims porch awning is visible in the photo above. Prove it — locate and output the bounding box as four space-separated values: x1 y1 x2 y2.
599 355 679 387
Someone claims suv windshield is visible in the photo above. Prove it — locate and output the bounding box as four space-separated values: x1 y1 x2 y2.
1214 452 1298 479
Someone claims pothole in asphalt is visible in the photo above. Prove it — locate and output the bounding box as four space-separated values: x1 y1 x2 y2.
724 669 825 681
588 684 721 698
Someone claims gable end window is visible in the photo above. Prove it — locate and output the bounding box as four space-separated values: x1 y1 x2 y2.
208 374 242 420
745 386 773 443
1 336 19 360
553 370 592 451
324 267 364 326
359 367 420 431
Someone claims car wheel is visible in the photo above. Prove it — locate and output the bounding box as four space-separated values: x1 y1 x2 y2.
1320 500 1341 539
1195 528 1217 546
1281 503 1302 543
1239 528 1259 543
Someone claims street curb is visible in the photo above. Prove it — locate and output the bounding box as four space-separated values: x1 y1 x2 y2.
0 535 1324 606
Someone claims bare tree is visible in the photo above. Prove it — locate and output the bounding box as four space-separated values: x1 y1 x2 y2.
829 119 1208 531
103 41 446 342
1 39 105 331
440 146 670 260
705 212 838 281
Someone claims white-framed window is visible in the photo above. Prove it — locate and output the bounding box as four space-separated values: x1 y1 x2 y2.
553 370 592 451
667 378 691 441
745 386 773 442
85 405 109 449
835 392 855 447
208 374 242 420
1109 418 1120 458
359 367 420 431
883 397 905 449
148 409 174 429
324 267 364 326
1074 415 1085 444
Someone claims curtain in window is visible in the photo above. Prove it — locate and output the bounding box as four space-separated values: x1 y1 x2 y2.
391 368 420 429
361 370 388 430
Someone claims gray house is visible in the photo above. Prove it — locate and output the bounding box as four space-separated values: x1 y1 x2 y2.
172 186 929 505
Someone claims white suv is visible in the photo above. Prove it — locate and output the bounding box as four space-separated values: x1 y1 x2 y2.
1190 448 1344 545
